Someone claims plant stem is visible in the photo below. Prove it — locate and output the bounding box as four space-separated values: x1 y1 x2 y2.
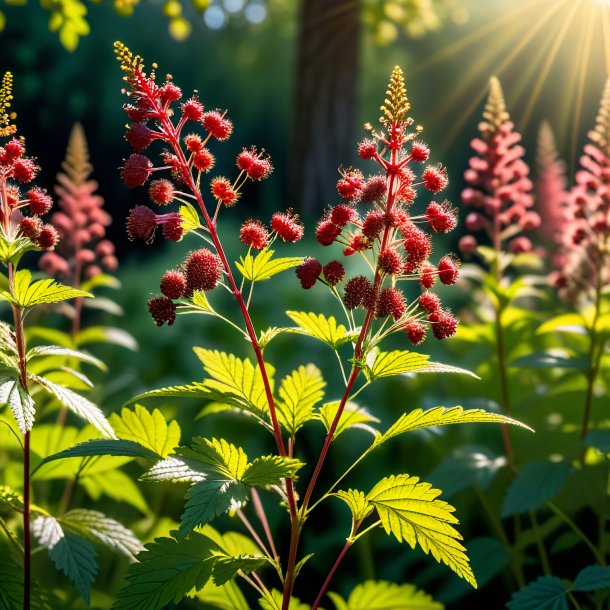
311 539 351 610
251 488 278 561
529 510 551 576
236 508 272 561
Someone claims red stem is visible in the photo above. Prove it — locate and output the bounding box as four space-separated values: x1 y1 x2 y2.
311 540 352 610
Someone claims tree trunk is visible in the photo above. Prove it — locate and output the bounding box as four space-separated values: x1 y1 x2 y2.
291 0 361 214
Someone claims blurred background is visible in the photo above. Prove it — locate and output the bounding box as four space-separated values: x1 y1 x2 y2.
1 0 609 607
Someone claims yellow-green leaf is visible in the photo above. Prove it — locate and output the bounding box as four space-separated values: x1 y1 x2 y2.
333 489 373 522
236 249 303 282
276 365 325 436
286 311 357 350
366 474 476 588
109 404 181 459
329 580 443 610
179 203 201 232
7 270 91 308
317 401 379 439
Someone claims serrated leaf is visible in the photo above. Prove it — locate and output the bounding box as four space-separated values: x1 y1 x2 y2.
376 406 532 448
113 533 218 610
0 235 39 266
190 290 214 312
502 461 571 518
32 516 98 605
236 249 303 282
142 456 207 482
59 509 145 559
126 381 214 405
242 455 303 486
0 554 23 610
0 376 35 435
276 364 326 436
366 474 476 588
109 404 181 458
30 375 115 439
211 553 267 586
179 202 201 231
286 311 356 349
572 565 610 592
318 401 380 439
258 589 310 610
26 345 106 370
506 576 568 610
76 326 138 351
39 439 159 468
333 489 373 522
329 579 443 610
193 348 275 419
190 578 249 610
7 269 91 307
363 350 478 382
0 322 17 354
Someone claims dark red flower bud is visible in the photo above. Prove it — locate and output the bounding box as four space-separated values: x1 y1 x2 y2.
508 236 533 253
343 275 374 310
322 260 345 286
405 321 426 345
330 204 356 227
437 256 460 285
271 211 304 243
36 225 59 250
459 235 478 254
425 201 457 233
149 179 175 205
362 211 385 239
376 287 406 319
428 308 458 340
26 188 52 215
161 215 184 241
337 170 365 201
315 219 341 246
402 223 432 273
39 251 70 276
237 148 257 171
184 133 203 153
127 205 157 242
202 111 233 140
295 258 322 289
419 262 436 289
240 220 270 250
247 158 273 181
161 270 187 299
126 123 156 152
121 154 153 188
184 248 222 292
147 296 176 326
124 104 150 124
159 82 182 105
19 217 42 239
13 158 39 183
419 292 441 313
5 138 25 162
360 176 387 204
378 248 403 275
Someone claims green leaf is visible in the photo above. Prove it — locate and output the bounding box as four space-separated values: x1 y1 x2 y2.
126 381 213 406
190 578 249 610
113 533 218 610
318 401 380 439
585 430 610 454
25 326 72 348
59 509 145 559
189 290 214 313
427 446 505 498
6 269 91 308
286 311 356 349
211 553 267 586
39 439 159 468
109 404 181 458
193 348 275 419
76 326 138 351
509 353 588 371
572 565 610 591
537 314 588 336
376 406 532 448
502 461 571 518
26 345 106 370
506 576 568 610
82 296 124 316
276 364 326 436
30 375 115 439
242 455 303 486
329 579 443 610
179 202 201 231
236 249 303 282
0 554 23 610
366 474 476 588
80 469 149 515
0 235 40 267
0 376 35 435
80 273 121 293
32 516 98 605
258 589 310 610
362 350 478 382
333 489 374 522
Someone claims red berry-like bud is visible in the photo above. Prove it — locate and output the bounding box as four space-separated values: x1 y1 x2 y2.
6 186 20 209
149 179 175 205
315 219 341 246
360 176 387 204
182 98 204 121
161 270 187 299
237 148 257 171
425 201 457 233
13 158 39 183
184 133 203 153
124 104 150 124
162 215 184 241
343 275 374 310
126 205 157 242
437 256 460 285
322 260 345 286
458 235 477 254
19 217 42 239
337 170 365 201
271 211 304 243
193 149 215 173
410 141 430 162
121 154 153 188
5 138 25 162
39 251 70 276
405 321 426 345
419 292 441 313
96 240 115 257
36 225 59 250
211 176 238 206
343 234 370 256
247 158 273 181
508 236 533 253
184 248 222 292
202 111 233 140
240 220 269 250
26 188 52 215
159 82 182 105
126 123 156 152
419 263 436 288
147 296 176 327
358 139 377 160
378 248 403 275
362 211 385 239
295 258 322 289
330 204 356 227
402 223 432 273
376 287 406 319
422 165 449 193
428 308 458 340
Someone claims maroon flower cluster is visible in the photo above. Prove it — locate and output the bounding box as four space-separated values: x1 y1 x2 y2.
460 77 538 257
0 133 58 251
293 66 460 344
39 124 116 281
552 80 610 303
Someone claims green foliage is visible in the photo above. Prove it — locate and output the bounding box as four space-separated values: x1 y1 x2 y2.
0 376 35 435
366 474 477 588
211 552 267 585
318 401 380 439
333 489 374 522
286 311 358 349
507 576 569 610
236 248 303 282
